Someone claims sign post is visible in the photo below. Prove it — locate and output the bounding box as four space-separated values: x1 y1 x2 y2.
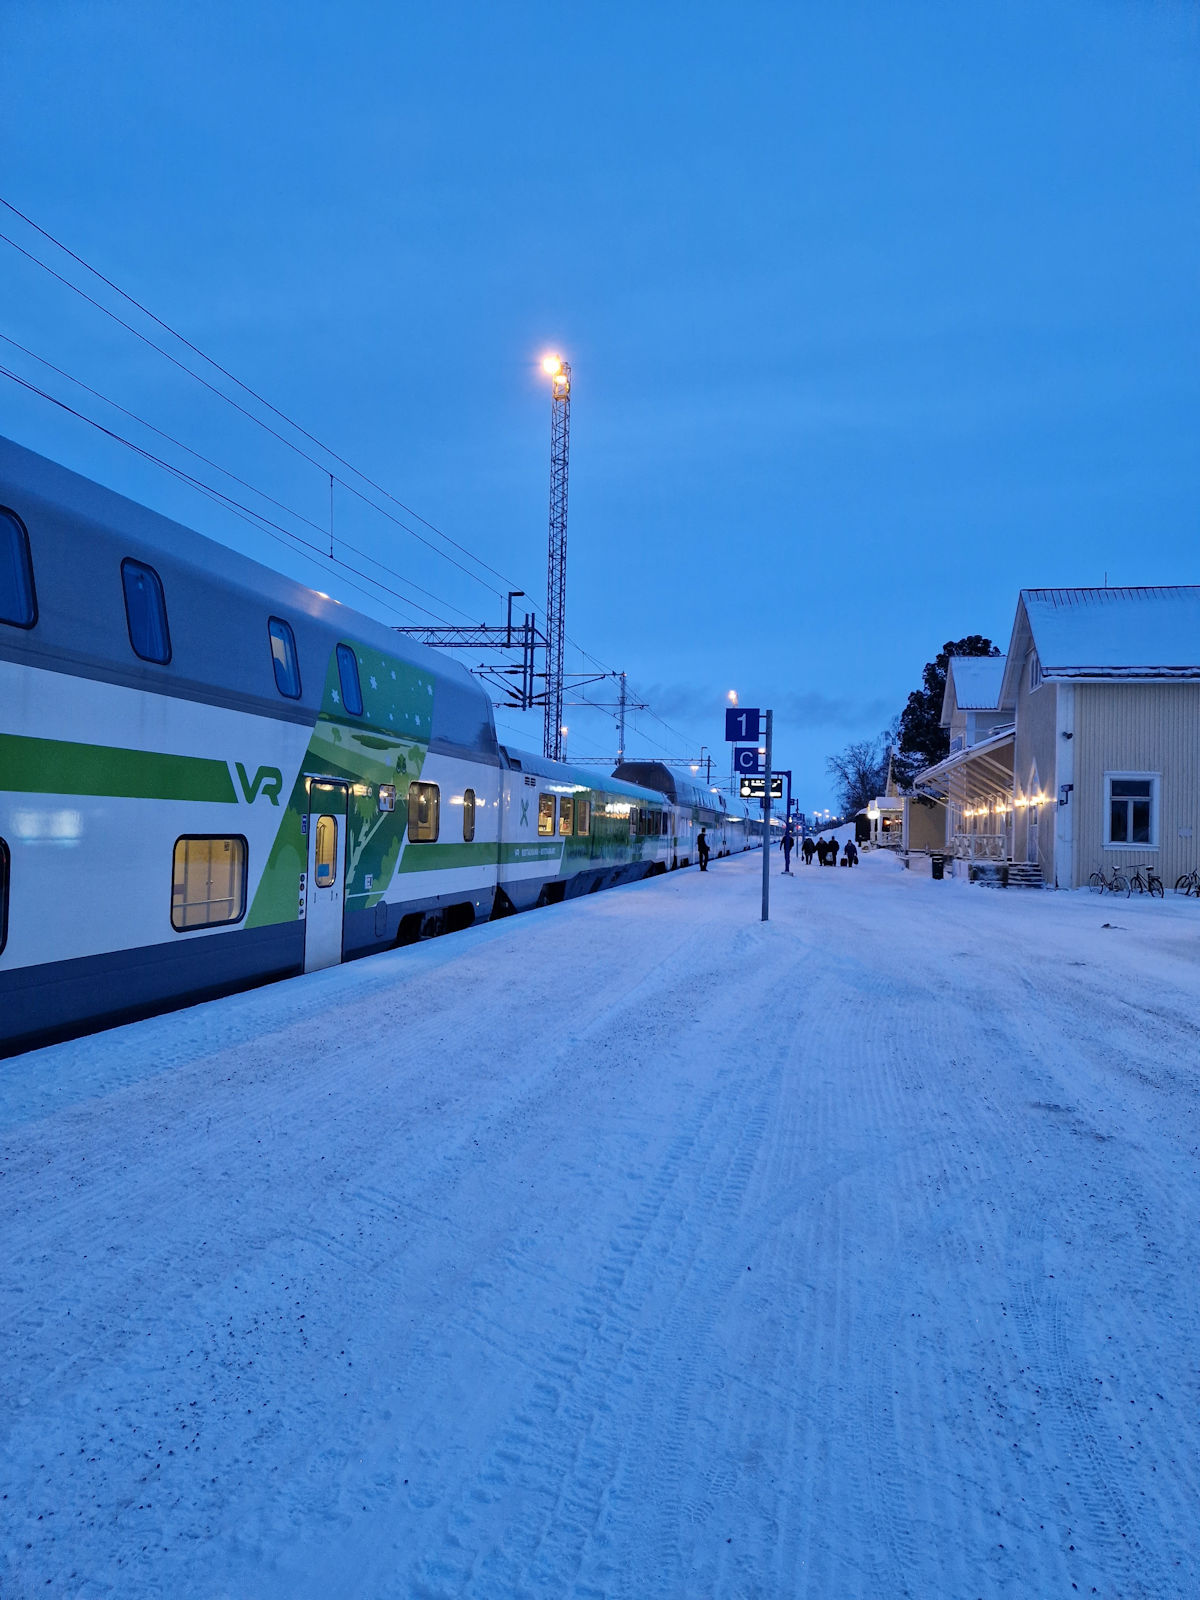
761 709 773 921
725 704 774 922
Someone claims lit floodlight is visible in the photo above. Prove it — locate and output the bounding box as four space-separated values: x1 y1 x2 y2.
542 354 563 376
727 689 738 704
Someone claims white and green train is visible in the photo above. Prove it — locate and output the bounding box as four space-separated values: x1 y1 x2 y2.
0 434 759 1056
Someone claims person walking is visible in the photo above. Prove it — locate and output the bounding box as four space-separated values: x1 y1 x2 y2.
844 839 859 867
782 831 794 874
697 827 710 871
802 835 816 865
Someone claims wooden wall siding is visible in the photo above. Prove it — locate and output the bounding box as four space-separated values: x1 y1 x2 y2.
905 796 946 851
1073 682 1200 888
1012 653 1060 881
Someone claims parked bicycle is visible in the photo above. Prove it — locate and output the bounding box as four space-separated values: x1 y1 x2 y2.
1127 863 1164 897
1088 865 1130 896
1174 867 1200 896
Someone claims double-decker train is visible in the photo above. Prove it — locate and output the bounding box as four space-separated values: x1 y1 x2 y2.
0 435 761 1056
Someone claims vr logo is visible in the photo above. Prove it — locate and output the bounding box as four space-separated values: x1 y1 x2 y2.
235 762 284 806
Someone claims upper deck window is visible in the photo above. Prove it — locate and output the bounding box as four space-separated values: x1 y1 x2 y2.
336 643 363 715
538 795 556 836
0 509 36 628
122 559 171 664
268 617 302 698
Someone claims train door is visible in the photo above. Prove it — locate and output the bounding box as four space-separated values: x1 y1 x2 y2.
304 780 348 972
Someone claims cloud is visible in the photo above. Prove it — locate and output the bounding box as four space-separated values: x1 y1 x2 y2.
636 683 895 732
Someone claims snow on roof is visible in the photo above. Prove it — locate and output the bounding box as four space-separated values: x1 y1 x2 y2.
1022 587 1200 677
948 655 1007 709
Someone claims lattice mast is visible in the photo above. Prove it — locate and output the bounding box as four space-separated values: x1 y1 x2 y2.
542 356 571 760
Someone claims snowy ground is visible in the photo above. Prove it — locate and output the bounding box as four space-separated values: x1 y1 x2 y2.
4 849 1200 1599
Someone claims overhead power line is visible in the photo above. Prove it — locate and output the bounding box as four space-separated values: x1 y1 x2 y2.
0 195 696 761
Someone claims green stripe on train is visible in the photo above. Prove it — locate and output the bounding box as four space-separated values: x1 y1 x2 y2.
0 733 238 802
394 840 566 873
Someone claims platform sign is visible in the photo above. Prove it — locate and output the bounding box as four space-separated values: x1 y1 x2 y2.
725 707 761 743
740 775 784 799
733 745 764 775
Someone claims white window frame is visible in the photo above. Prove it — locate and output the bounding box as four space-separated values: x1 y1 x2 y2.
1028 651 1042 692
1103 771 1159 851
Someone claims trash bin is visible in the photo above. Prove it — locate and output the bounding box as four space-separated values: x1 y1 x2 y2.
931 854 945 880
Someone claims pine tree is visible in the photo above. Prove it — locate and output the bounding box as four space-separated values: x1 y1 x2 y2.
892 635 1000 786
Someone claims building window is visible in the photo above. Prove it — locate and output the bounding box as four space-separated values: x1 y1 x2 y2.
336 643 363 715
1029 652 1042 691
559 796 574 835
1106 774 1158 848
122 559 171 663
576 798 590 834
463 788 476 842
171 836 247 930
0 836 9 955
538 794 555 835
314 815 338 887
408 781 439 842
268 617 302 698
0 509 36 628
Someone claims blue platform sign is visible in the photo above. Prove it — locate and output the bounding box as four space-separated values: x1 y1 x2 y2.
725 706 761 742
733 745 764 775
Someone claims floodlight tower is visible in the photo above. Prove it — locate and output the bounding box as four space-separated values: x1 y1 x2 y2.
541 353 571 760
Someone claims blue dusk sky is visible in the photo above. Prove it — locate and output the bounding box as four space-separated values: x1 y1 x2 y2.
2 1 1198 811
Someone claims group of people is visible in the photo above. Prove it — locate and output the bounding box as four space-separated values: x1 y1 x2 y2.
699 826 859 874
784 834 858 869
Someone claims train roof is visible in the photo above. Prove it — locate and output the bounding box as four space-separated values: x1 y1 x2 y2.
0 433 497 754
499 747 671 805
612 760 747 816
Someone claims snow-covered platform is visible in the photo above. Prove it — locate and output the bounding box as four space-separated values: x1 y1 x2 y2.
5 851 1200 1597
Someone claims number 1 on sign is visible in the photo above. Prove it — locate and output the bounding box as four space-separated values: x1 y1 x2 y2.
725 707 761 742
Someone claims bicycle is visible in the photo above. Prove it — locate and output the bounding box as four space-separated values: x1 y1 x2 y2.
1174 867 1200 896
1088 865 1130 896
1127 863 1164 898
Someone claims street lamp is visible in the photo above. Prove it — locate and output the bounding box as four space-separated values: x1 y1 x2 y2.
560 723 569 758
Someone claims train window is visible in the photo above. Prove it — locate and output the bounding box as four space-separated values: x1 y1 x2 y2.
0 509 36 628
559 796 574 835
0 837 8 956
335 643 363 715
268 617 302 698
314 816 338 887
463 788 476 842
171 836 247 931
576 798 590 834
538 794 555 835
122 559 171 663
408 781 439 842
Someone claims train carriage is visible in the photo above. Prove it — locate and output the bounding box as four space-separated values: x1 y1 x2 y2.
0 435 750 1057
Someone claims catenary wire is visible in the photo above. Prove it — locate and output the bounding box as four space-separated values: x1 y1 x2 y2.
0 200 696 759
0 332 485 626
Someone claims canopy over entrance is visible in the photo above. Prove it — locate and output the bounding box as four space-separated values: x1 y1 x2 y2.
914 727 1015 860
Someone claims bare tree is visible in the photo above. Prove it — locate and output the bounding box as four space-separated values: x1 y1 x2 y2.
826 738 890 816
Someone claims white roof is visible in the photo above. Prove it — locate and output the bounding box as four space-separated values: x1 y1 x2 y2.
1021 587 1200 678
948 655 1008 709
